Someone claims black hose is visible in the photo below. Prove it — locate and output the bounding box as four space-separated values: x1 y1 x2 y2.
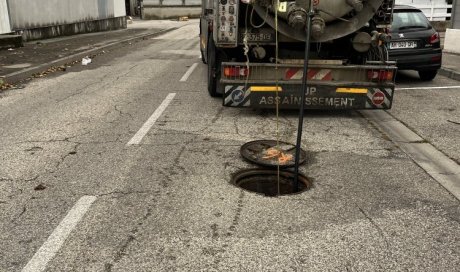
293 2 314 193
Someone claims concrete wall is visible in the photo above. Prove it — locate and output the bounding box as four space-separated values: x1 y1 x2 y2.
0 0 11 34
143 0 201 19
8 0 126 29
444 28 460 54
7 0 127 41
114 0 126 17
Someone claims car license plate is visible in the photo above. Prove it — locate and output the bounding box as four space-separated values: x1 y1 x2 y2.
389 41 417 49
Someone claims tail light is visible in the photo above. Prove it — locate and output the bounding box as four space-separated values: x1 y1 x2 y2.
223 66 249 77
367 70 394 81
429 32 440 44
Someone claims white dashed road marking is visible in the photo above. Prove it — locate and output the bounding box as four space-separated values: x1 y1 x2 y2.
180 63 198 82
127 93 176 145
22 196 97 272
396 86 460 90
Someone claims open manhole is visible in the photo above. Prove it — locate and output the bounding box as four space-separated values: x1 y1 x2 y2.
240 140 306 168
231 169 312 196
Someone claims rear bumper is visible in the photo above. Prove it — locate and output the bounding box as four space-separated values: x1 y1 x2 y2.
389 49 442 71
222 82 395 110
220 62 396 110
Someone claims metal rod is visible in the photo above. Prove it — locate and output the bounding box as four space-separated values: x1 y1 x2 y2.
293 2 313 192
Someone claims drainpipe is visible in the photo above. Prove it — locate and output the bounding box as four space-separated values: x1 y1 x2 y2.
138 0 144 19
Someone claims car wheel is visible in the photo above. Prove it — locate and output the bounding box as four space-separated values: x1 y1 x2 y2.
418 70 438 81
207 37 222 97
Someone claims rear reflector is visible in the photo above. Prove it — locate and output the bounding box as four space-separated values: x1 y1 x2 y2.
431 55 441 62
224 66 249 77
367 70 394 81
336 88 368 94
250 86 282 92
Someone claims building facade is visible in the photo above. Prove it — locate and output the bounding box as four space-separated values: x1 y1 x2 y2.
0 0 11 34
2 0 127 41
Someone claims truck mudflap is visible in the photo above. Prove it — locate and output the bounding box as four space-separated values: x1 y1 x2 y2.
223 84 394 110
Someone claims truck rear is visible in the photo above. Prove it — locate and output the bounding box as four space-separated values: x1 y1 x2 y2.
200 0 396 110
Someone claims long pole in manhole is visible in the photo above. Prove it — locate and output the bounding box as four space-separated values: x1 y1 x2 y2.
294 2 314 192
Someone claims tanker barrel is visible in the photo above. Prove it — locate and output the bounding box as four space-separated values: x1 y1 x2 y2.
253 0 389 42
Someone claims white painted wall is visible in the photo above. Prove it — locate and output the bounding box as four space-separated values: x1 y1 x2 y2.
8 0 126 30
0 0 11 34
114 0 126 17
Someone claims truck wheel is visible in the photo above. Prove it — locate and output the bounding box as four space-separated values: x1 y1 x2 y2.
418 70 438 81
207 38 221 97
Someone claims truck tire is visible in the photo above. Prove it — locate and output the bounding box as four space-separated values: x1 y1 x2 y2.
207 37 221 97
418 70 438 81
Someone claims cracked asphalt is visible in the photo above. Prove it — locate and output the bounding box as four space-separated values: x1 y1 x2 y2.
1 21 459 271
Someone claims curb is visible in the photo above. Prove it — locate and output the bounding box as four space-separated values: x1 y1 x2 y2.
2 27 177 85
439 67 460 81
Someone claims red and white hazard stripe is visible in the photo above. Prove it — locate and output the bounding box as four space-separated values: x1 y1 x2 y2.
285 68 333 81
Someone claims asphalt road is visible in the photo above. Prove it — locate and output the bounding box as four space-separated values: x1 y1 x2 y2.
1 22 459 271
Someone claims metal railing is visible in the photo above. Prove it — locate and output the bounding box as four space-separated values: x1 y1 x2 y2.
417 3 452 21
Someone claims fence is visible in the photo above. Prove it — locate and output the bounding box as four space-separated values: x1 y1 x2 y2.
396 0 452 21
416 3 452 21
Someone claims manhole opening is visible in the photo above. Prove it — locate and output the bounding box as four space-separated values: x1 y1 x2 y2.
231 169 312 197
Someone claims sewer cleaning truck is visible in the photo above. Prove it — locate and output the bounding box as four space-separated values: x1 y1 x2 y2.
200 0 396 109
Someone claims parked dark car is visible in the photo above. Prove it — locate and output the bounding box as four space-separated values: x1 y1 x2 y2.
388 5 442 81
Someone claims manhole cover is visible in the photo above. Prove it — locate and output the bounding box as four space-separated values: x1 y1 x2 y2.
240 140 306 168
231 169 312 196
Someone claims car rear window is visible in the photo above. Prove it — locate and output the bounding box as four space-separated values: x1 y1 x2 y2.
391 10 430 32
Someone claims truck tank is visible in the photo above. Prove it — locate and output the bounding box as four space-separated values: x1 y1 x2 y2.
253 0 392 42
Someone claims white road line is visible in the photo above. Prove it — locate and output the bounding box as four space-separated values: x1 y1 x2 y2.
127 93 176 145
396 86 460 90
22 196 97 272
180 63 198 82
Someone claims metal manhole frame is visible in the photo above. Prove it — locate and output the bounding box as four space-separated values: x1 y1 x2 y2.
240 139 307 169
230 168 313 196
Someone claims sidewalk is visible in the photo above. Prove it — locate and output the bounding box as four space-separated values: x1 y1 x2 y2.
0 19 193 87
439 52 460 81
